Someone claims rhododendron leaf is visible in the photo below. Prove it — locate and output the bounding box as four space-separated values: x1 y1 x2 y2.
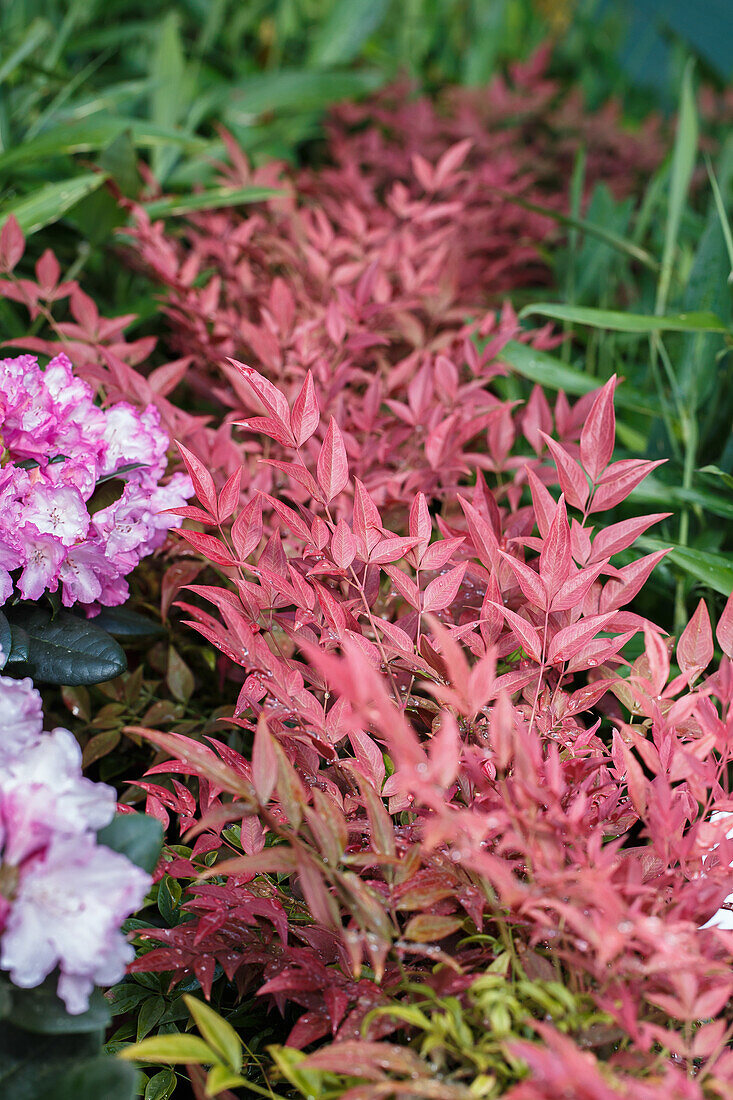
317 417 349 502
175 442 217 514
97 813 164 874
86 477 127 515
0 609 10 669
580 375 616 482
422 563 467 613
677 599 714 680
538 433 589 510
5 606 126 685
92 607 165 640
3 979 111 1035
95 462 149 484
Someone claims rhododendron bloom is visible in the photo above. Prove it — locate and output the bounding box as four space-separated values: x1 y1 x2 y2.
0 674 151 1012
0 353 192 610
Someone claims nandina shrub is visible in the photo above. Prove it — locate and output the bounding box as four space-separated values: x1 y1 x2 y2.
124 45 665 501
125 366 733 1098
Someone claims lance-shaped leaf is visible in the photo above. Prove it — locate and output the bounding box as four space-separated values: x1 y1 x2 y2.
539 494 571 601
677 599 713 681
499 550 547 610
227 359 293 436
458 494 499 570
717 590 733 659
216 467 242 522
552 561 607 613
331 519 356 569
290 370 320 445
590 458 665 513
317 417 349 501
538 432 589 510
547 612 615 665
422 562 467 613
491 603 543 662
231 494 263 560
580 375 616 482
175 441 217 514
588 513 670 562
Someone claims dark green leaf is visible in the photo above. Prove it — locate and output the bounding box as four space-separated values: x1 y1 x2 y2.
144 1069 177 1100
86 479 127 515
0 610 11 670
90 607 165 640
518 304 727 334
97 814 163 874
4 606 126 685
309 0 391 67
0 174 108 236
54 1056 136 1100
4 980 110 1035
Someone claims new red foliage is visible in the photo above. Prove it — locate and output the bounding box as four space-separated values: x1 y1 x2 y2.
130 365 733 1096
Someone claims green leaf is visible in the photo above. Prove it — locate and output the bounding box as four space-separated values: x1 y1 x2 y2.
309 0 391 67
0 1021 103 1100
0 19 51 84
699 464 733 492
141 186 277 220
657 58 698 316
144 1069 177 1100
97 814 163 874
0 609 11 670
183 997 242 1073
4 606 126 685
150 12 187 182
631 475 733 521
499 341 658 414
0 119 208 175
136 997 166 1042
223 69 382 122
0 979 110 1035
166 646 194 704
90 607 166 640
117 1034 219 1066
518 304 727 334
86 478 127 515
0 174 107 236
205 1064 247 1095
637 537 733 596
55 1056 136 1100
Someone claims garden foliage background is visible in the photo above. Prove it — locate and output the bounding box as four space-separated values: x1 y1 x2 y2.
1 1 733 1098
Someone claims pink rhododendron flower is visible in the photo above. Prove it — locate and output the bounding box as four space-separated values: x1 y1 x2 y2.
0 674 151 1013
0 353 192 611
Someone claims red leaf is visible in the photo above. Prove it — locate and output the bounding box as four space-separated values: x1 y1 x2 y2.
547 612 615 664
176 441 217 514
291 371 320 446
227 359 293 434
370 536 419 565
539 494 571 600
539 432 589 510
526 466 556 538
589 458 665 513
331 519 356 569
231 495 263 560
492 604 543 662
0 215 24 273
382 564 421 610
458 495 499 570
551 561 606 613
236 414 296 447
600 548 670 612
580 375 616 482
178 529 237 567
499 550 547 611
162 505 215 524
643 623 669 695
717 590 733 659
422 562 468 613
677 599 713 680
262 459 323 500
409 492 431 545
217 468 242 523
418 536 464 572
252 715 277 804
588 513 669 562
352 478 382 558
317 418 349 502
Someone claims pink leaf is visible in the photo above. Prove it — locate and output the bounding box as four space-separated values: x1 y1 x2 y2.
217 468 242 523
176 441 217 514
580 375 616 482
547 612 615 664
589 459 665 513
600 548 670 612
331 519 356 569
526 466 556 538
291 371 320 445
643 624 669 696
677 599 713 680
179 529 237 567
409 493 431 545
551 561 606 613
352 478 383 558
418 536 465 572
458 495 499 570
227 359 293 435
717 590 733 659
492 603 543 662
588 513 669 562
499 550 547 611
0 215 24 273
236 415 296 447
382 564 421 610
317 417 349 502
539 494 571 600
538 432 589 510
370 536 420 565
231 495 263 560
422 562 468 613
252 716 277 804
